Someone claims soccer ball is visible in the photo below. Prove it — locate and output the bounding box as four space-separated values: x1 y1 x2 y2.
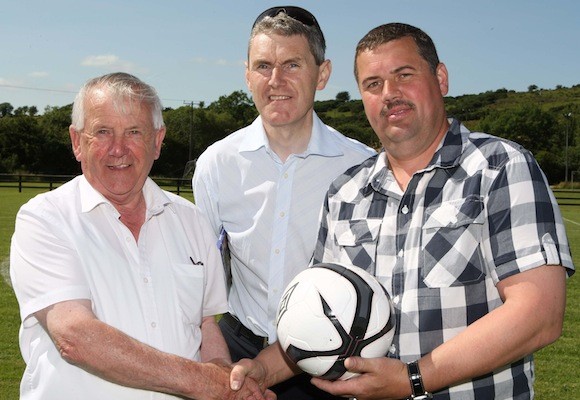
276 262 395 380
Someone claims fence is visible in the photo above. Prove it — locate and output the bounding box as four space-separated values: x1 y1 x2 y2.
2 174 580 206
0 174 192 195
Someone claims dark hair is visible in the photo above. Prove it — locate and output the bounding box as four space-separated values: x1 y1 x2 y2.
354 23 440 81
249 7 326 65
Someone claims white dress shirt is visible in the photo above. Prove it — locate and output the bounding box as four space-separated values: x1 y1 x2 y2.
193 113 375 341
10 176 227 400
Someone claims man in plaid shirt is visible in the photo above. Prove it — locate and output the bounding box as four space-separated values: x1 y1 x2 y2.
230 23 574 399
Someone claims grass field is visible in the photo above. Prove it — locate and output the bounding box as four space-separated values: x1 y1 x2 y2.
0 187 578 399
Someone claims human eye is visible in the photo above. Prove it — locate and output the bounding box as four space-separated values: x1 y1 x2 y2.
364 79 382 91
93 128 110 137
125 129 143 137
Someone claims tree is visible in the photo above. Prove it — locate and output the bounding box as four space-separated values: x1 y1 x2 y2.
335 91 350 102
207 90 257 125
477 105 561 182
0 102 14 117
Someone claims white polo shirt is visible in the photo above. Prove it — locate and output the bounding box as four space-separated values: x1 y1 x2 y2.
10 176 227 400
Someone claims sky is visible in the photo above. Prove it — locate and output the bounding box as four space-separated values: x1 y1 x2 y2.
1 0 579 113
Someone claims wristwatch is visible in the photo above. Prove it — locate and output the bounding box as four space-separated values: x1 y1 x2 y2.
407 360 433 399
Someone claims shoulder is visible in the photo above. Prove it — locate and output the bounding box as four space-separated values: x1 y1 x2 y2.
18 177 81 216
328 154 379 197
315 115 376 157
328 125 375 155
463 129 534 170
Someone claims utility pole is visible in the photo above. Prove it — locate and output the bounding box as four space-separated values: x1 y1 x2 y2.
184 101 195 161
565 112 573 186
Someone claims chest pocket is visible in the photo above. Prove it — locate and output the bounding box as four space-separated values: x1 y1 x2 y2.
422 196 486 287
333 219 382 271
172 263 205 326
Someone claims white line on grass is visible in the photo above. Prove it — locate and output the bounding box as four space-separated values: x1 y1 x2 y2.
1 257 12 288
563 217 580 227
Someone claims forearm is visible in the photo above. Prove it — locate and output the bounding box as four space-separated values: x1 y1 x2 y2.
201 315 231 363
255 342 301 388
61 318 209 397
38 300 218 398
419 265 567 393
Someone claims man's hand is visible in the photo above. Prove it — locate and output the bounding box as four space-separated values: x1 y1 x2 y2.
311 356 409 400
229 358 276 399
197 360 275 400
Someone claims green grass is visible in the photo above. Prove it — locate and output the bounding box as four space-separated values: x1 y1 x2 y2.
0 188 578 399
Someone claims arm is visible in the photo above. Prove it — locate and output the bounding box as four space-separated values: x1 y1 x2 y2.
311 264 567 399
200 315 231 363
36 299 267 400
192 155 221 236
420 264 566 391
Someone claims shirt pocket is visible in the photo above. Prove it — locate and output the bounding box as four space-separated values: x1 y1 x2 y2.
172 263 205 326
421 196 486 288
333 219 381 270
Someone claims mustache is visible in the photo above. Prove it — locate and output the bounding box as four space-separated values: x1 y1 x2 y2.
380 100 415 117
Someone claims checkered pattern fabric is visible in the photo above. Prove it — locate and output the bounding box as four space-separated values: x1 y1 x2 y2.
312 119 574 399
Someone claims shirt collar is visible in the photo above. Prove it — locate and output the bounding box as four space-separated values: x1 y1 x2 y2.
79 176 172 217
367 118 466 195
239 112 345 158
428 118 465 169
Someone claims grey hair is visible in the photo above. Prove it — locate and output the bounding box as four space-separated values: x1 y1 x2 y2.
248 12 326 65
71 72 164 131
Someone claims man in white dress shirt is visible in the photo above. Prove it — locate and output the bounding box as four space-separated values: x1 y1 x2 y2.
192 6 375 400
10 72 268 400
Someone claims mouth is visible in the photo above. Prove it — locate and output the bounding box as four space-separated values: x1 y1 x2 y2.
107 163 131 170
381 101 414 120
269 95 291 101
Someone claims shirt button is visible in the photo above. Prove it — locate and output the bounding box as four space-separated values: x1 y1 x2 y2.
397 249 404 257
401 205 409 214
151 322 157 328
143 277 149 284
284 173 289 179
125 237 131 242
279 211 285 218
389 344 397 354
392 295 400 305
274 249 280 254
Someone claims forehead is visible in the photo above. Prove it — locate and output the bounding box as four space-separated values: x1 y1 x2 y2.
249 33 312 61
85 89 151 123
357 37 423 72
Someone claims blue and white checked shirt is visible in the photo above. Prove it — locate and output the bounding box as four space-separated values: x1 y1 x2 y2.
313 119 574 399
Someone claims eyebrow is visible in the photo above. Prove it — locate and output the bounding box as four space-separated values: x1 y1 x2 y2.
360 64 417 86
250 55 305 66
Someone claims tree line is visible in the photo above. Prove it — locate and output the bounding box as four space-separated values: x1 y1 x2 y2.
1 85 578 184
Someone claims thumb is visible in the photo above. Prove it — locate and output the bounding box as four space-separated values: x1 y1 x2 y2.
344 356 366 373
230 363 248 391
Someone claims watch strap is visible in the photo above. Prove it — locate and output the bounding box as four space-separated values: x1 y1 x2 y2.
407 360 432 399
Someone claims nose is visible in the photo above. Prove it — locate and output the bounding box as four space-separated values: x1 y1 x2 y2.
382 79 401 103
268 65 286 87
109 133 128 156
